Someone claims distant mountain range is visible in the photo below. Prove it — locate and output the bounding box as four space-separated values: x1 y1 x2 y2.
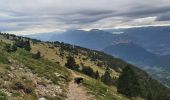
104 26 170 56
27 29 116 50
26 26 170 69
27 26 170 55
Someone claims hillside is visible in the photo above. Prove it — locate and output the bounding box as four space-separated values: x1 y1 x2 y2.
26 27 170 87
102 42 170 86
102 43 159 66
0 33 170 100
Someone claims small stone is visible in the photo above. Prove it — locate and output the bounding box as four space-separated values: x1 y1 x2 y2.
39 97 46 100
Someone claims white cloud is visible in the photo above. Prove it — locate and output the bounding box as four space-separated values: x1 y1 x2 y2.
0 0 170 34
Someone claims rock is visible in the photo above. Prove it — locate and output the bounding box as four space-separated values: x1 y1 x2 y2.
54 72 61 77
10 66 15 70
39 97 46 100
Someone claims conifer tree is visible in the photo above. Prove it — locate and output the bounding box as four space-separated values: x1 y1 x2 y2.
82 66 95 78
94 71 100 79
32 51 41 59
24 41 31 51
101 68 112 85
65 56 79 71
117 65 141 97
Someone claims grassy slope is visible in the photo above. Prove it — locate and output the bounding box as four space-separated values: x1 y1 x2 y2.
0 39 71 100
31 42 144 100
0 34 149 100
31 43 119 77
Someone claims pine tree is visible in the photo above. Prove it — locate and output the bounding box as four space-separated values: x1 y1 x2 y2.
94 71 100 79
65 56 79 71
101 68 112 85
24 41 31 51
117 65 141 97
5 44 11 52
5 44 17 52
82 66 95 78
147 92 154 100
32 51 41 59
11 44 17 52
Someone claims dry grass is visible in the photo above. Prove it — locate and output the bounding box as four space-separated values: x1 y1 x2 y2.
31 43 119 78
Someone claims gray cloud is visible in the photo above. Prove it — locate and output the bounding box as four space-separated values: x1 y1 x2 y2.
0 0 170 34
156 12 170 21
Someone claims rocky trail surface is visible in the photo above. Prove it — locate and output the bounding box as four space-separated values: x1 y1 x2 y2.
66 71 94 100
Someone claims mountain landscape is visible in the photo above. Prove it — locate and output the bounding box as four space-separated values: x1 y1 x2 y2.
0 33 170 100
28 26 170 55
1 0 170 100
27 26 170 87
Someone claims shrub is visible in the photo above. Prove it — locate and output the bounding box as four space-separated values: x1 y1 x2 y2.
5 44 17 52
24 88 32 94
15 40 31 51
82 66 94 77
101 68 112 85
24 41 31 51
0 92 7 100
94 71 100 79
65 56 79 71
12 82 24 90
32 51 41 59
0 50 8 64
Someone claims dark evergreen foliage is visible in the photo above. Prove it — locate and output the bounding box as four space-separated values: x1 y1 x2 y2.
101 68 112 85
15 40 31 51
32 51 41 59
118 65 170 99
94 71 100 79
24 41 31 51
82 66 95 78
117 65 141 97
5 44 17 52
65 56 79 71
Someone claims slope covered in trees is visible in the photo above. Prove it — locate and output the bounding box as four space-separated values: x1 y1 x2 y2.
118 66 170 99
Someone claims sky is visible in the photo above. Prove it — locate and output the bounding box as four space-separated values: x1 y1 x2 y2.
0 0 170 34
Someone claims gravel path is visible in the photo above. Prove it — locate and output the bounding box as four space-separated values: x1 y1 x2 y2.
66 71 93 100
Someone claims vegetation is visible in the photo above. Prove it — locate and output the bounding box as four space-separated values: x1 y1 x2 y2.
12 48 71 84
5 44 17 52
32 51 41 59
94 71 100 79
83 78 129 100
118 65 141 97
65 56 79 71
15 40 31 51
0 50 9 64
0 33 170 100
0 91 7 100
101 68 112 86
118 65 170 100
82 66 96 78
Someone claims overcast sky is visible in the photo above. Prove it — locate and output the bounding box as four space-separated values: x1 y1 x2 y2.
0 0 170 34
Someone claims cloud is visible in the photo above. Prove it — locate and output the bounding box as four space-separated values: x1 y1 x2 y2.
0 0 170 34
156 12 170 21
